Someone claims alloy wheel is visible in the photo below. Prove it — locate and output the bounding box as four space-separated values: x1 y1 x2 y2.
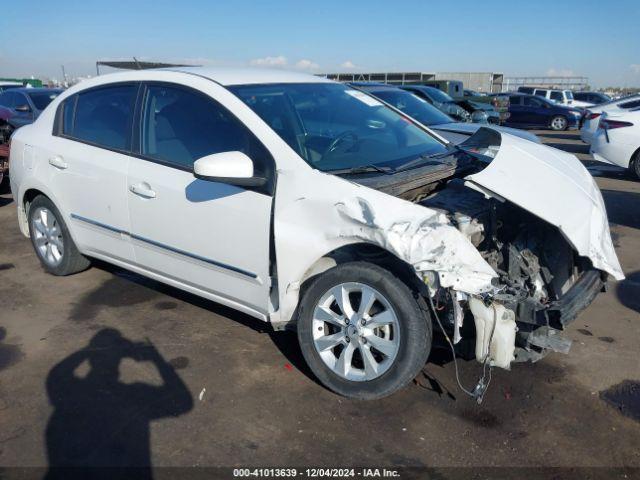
551 116 567 131
312 282 401 381
32 207 64 267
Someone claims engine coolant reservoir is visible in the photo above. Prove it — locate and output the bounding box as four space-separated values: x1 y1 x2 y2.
469 297 517 369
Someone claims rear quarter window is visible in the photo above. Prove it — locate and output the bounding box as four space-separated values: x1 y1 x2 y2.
62 96 77 135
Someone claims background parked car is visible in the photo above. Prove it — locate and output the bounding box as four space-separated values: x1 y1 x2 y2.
573 91 611 105
499 93 583 130
463 89 487 97
0 87 62 186
396 85 471 122
353 84 540 144
0 88 63 140
454 98 501 124
0 81 24 94
590 109 640 179
581 94 640 144
421 79 464 98
517 86 593 108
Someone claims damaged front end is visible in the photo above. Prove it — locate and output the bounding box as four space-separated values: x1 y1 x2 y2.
422 180 607 367
344 128 623 373
274 125 622 401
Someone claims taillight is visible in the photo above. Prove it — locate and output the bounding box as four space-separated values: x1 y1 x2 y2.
587 112 601 120
599 118 633 130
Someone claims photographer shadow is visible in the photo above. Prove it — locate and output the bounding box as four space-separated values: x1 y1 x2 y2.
44 328 194 480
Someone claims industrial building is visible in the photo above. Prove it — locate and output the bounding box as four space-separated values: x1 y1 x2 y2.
318 71 504 93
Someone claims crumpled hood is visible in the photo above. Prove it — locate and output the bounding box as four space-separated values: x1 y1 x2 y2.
465 131 624 280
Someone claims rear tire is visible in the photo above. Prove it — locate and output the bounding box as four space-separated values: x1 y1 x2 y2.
550 115 568 131
28 195 90 276
630 152 640 180
297 261 432 400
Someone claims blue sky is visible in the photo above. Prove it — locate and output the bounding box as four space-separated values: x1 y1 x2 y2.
2 0 639 87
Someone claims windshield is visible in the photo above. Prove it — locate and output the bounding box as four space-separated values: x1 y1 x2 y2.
28 91 60 110
369 89 454 126
229 83 449 172
565 91 574 100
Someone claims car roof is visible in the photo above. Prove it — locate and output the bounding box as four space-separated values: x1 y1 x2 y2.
168 67 332 86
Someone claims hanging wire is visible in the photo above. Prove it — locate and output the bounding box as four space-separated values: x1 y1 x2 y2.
426 294 496 403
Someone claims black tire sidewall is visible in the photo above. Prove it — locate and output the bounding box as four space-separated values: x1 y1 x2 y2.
633 154 640 180
297 261 432 400
28 196 83 275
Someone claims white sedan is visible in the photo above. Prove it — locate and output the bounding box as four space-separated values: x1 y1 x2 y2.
590 109 640 179
9 68 622 399
580 95 640 144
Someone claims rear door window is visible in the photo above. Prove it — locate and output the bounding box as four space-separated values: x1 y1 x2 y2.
534 90 547 97
64 84 137 151
523 96 543 107
508 96 522 106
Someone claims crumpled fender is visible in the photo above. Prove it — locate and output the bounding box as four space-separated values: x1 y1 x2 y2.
272 168 497 324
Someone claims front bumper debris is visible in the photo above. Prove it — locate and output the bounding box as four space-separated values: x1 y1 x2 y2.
544 269 605 328
515 269 605 363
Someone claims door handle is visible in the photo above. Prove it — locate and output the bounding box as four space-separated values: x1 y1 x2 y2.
129 183 157 199
48 156 68 170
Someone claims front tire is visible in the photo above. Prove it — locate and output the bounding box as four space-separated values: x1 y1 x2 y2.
550 115 568 131
297 262 432 399
28 195 90 276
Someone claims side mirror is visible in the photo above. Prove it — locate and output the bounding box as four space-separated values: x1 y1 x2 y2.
15 104 31 113
193 151 266 187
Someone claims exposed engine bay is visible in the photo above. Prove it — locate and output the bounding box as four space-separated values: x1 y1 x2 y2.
420 179 603 367
349 131 608 387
